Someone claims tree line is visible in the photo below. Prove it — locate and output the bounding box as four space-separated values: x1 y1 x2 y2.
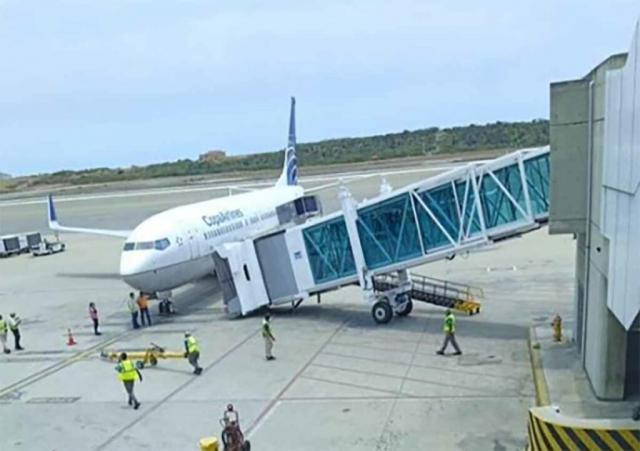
18 119 549 188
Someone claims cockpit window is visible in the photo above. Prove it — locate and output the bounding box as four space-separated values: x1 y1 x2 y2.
135 241 154 250
154 238 170 251
123 239 170 251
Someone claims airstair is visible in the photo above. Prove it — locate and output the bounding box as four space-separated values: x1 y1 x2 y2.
213 146 550 323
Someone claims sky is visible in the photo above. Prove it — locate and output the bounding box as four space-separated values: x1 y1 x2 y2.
0 0 639 176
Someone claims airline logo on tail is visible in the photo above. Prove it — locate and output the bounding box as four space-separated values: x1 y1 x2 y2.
278 97 298 187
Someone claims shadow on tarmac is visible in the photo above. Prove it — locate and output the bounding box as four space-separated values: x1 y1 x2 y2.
264 302 528 340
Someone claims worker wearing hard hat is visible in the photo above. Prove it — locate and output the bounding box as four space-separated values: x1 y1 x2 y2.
115 352 141 409
184 332 202 375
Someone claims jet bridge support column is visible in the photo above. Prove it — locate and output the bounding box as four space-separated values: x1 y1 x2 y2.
338 186 374 304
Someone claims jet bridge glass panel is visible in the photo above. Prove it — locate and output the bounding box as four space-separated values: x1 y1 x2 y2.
416 184 460 251
454 180 482 237
357 193 422 269
303 217 356 284
524 154 550 216
478 163 527 229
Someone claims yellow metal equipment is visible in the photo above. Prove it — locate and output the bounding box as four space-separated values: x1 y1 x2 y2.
453 299 482 315
100 343 186 369
199 437 219 451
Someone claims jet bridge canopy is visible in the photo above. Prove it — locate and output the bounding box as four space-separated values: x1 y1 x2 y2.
301 147 549 285
216 146 550 322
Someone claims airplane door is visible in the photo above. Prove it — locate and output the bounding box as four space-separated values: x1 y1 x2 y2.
186 228 199 259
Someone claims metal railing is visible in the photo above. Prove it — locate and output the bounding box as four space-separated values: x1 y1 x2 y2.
373 272 483 303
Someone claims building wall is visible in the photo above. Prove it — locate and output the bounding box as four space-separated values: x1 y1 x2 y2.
549 79 589 235
549 53 634 400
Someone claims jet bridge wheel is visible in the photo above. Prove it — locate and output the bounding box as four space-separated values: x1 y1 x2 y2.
395 296 413 317
372 300 393 324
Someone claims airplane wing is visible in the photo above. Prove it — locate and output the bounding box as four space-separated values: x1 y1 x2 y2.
47 195 132 238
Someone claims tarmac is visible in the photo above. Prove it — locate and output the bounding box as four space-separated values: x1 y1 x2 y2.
0 165 578 450
532 324 639 420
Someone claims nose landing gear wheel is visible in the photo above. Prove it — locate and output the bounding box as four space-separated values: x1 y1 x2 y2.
372 301 393 324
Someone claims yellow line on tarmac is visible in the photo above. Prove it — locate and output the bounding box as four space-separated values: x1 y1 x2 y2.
528 326 550 406
0 333 127 398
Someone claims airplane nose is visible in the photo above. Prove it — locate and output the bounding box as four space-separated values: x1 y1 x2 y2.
119 252 152 277
120 252 157 291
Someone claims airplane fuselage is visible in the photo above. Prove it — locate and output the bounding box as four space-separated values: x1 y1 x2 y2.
119 184 304 292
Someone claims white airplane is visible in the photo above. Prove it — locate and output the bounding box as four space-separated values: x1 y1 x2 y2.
48 98 305 294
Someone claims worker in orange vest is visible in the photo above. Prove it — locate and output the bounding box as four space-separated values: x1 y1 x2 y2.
137 293 152 327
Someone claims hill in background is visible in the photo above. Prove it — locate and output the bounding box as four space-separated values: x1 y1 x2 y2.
4 119 548 191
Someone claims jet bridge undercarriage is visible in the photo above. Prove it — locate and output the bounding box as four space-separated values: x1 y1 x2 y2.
212 147 550 323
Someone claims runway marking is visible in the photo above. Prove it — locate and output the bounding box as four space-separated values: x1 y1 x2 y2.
318 352 522 381
280 393 526 402
95 328 260 451
486 265 518 272
0 332 129 398
297 374 409 398
0 165 463 207
310 362 508 395
245 320 347 437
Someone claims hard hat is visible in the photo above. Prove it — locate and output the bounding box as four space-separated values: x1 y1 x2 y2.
184 331 191 336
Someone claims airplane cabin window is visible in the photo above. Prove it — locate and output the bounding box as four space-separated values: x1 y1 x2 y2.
123 242 135 251
154 238 170 251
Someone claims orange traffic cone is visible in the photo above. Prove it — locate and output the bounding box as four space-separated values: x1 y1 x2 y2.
67 328 77 346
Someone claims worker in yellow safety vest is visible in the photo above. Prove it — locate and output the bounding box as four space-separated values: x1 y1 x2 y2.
0 315 10 354
115 352 141 409
184 332 202 375
436 309 462 356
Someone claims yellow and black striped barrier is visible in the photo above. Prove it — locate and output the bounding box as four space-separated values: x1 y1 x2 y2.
527 406 640 450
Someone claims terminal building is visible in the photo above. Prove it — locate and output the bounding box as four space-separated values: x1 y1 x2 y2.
549 23 640 400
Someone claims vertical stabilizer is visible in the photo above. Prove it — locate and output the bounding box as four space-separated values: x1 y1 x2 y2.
277 97 298 186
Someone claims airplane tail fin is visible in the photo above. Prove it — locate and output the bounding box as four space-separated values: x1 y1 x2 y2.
47 194 59 229
276 97 298 186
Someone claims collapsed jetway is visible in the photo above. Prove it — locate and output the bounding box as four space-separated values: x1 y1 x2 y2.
214 146 550 323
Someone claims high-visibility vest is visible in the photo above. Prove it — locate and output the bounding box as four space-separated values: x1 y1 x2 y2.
443 313 456 333
186 336 199 354
137 296 148 309
9 316 21 331
118 359 138 382
0 319 6 333
262 320 273 339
